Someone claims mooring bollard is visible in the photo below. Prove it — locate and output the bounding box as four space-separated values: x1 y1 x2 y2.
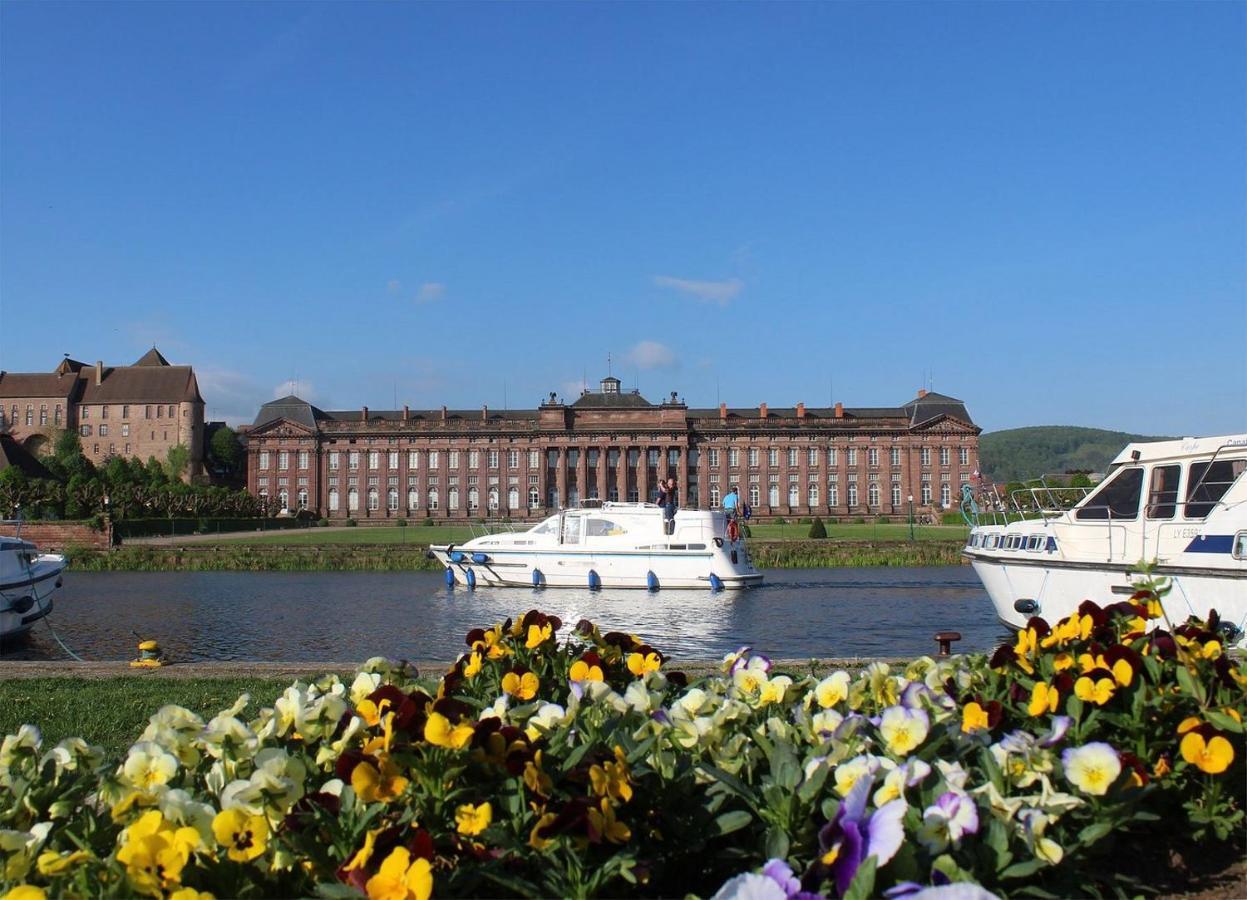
935 631 962 657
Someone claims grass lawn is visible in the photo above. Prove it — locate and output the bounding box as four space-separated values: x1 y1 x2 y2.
0 677 295 757
213 521 970 546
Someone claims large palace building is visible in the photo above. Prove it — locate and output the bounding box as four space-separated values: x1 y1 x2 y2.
0 349 206 477
241 377 980 521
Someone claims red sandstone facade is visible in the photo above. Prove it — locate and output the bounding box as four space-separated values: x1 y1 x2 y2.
239 378 980 522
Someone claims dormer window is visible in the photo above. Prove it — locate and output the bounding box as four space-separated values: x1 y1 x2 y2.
601 376 621 395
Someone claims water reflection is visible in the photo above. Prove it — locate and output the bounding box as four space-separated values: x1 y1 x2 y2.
3 568 1005 663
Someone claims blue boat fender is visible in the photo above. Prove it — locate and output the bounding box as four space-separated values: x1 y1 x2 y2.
588 569 601 591
465 568 477 590
532 568 545 587
471 552 490 564
449 550 465 563
445 567 456 587
646 570 659 592
709 573 724 592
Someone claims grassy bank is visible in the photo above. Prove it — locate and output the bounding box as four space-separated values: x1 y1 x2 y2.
65 538 967 571
0 677 292 756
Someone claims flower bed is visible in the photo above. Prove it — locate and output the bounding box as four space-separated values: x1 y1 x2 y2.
1 581 1243 899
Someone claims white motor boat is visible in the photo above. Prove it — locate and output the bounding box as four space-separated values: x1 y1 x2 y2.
963 435 1247 646
429 501 763 590
0 532 67 641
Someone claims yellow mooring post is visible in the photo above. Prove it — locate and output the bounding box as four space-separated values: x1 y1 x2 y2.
129 638 165 668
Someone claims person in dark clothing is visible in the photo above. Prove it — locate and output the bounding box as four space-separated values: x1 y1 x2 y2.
659 475 678 535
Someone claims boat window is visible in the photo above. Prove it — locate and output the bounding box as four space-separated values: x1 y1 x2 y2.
986 534 999 549
1026 535 1044 551
1185 458 1246 519
1234 532 1247 560
1075 467 1143 520
585 518 628 537
1146 465 1181 519
687 543 706 550
529 518 558 535
562 515 582 545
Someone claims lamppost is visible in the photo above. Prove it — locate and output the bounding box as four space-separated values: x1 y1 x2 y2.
908 495 915 541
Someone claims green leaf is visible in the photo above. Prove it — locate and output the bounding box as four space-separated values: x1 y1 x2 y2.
1175 664 1206 703
315 885 366 899
842 855 877 900
765 826 790 860
770 740 801 791
697 764 761 810
1000 858 1049 880
985 818 1012 872
713 810 755 836
1205 709 1244 734
797 759 830 803
1077 821 1113 846
559 740 594 774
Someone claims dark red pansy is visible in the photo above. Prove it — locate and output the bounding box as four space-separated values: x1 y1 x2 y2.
1025 617 1052 638
465 628 486 647
407 828 435 861
1008 681 1028 704
282 791 342 833
1105 644 1145 681
432 696 472 722
575 618 597 637
1118 751 1149 785
366 684 408 712
667 671 688 688
1149 630 1177 660
537 796 592 839
989 643 1016 669
984 699 1003 729
1053 672 1075 695
334 749 374 781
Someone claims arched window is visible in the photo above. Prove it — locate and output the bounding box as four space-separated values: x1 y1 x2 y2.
788 483 799 506
298 489 308 510
387 488 399 511
488 488 499 511
868 483 880 507
278 488 289 511
348 487 359 511
408 488 418 510
508 486 519 510
528 487 540 509
427 488 439 510
328 488 339 511
449 486 459 510
807 483 818 507
768 484 779 507
468 487 479 511
368 488 379 511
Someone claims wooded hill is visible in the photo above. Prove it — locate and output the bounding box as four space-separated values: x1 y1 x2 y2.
979 426 1173 483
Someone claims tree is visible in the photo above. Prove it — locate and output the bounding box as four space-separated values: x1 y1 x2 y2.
165 445 191 482
145 457 168 487
209 426 242 475
808 517 827 539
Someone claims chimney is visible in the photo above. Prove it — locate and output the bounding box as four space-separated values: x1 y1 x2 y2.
482 404 489 421
361 406 368 422
402 405 409 422
917 388 928 399
759 402 768 419
796 402 805 419
440 405 448 422
95 361 103 385
719 402 727 421
834 402 844 419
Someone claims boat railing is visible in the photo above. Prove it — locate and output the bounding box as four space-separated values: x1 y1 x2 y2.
466 518 525 540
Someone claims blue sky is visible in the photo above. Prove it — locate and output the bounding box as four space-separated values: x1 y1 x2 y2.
2 2 1244 434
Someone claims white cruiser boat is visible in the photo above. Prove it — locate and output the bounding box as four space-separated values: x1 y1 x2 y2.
429 502 762 590
0 532 67 641
963 435 1247 646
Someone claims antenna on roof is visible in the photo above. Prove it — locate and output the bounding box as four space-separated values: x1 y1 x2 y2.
607 352 612 377
716 377 720 406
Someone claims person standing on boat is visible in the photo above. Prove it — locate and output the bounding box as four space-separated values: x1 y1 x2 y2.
723 485 740 519
658 475 678 535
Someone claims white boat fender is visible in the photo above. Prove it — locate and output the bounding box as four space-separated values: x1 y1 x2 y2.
646 571 659 592
471 552 490 564
532 568 544 587
445 567 455 587
465 568 477 590
588 569 601 591
709 573 724 592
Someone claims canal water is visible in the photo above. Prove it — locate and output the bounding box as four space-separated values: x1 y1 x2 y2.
4 568 1006 664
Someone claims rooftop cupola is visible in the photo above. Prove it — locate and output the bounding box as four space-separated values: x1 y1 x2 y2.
600 376 621 395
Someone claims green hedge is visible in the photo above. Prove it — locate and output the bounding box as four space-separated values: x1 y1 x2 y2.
111 518 315 539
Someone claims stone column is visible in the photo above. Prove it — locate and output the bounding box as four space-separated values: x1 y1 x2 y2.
597 443 609 501
556 446 567 509
637 444 648 504
616 445 629 502
575 442 588 505
677 446 689 509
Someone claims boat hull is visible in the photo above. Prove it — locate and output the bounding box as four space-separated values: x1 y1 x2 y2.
429 547 762 590
0 555 66 640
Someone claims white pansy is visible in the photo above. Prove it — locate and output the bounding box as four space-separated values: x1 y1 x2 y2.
833 754 881 797
200 713 259 761
0 822 52 881
809 709 845 743
349 672 382 706
674 688 710 717
810 671 851 709
524 703 568 741
158 788 216 845
40 737 104 776
120 740 179 792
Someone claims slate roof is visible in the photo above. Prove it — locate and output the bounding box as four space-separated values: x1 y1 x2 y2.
570 391 654 409
254 396 327 429
902 391 973 427
134 347 171 367
0 348 202 404
0 372 79 399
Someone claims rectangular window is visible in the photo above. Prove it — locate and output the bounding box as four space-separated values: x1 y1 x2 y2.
808 447 818 466
940 484 951 507
528 450 539 468
921 448 931 466
349 451 360 470
26 405 34 426
122 405 129 419
121 424 130 437
81 406 90 420
167 405 174 418
368 451 379 469
648 449 659 466
827 447 838 466
409 450 419 468
101 405 109 420
99 424 108 437
807 482 819 506
489 450 499 469
787 448 798 467
39 405 47 426
940 447 950 467
847 448 857 466
388 451 398 470
730 448 741 467
667 448 679 467
144 406 151 419
710 485 721 507
587 448 599 467
768 448 779 467
749 483 760 506
959 448 970 466
707 448 720 467
430 450 440 469
278 451 289 470
868 448 879 467
449 450 459 468
892 485 902 507
768 483 779 506
848 483 858 506
508 449 518 468
469 450 479 468
260 451 270 469
921 482 932 505
1185 459 1247 519
156 406 162 419
869 483 880 507
54 405 62 426
329 452 340 470
891 448 901 466
299 451 310 469
828 483 839 506
80 424 91 437
1075 467 1144 520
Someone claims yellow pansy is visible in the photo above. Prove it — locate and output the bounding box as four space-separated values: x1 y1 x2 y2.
117 810 201 896
356 697 394 728
342 828 384 874
1077 652 1108 675
1063 742 1121 795
961 701 990 734
502 671 540 701
2 887 48 900
352 756 410 804
529 812 558 851
35 849 89 876
1074 676 1115 706
587 798 631 844
879 706 929 756
589 746 633 802
523 751 553 796
1027 682 1059 716
169 890 215 900
365 847 433 900
627 651 662 677
525 622 553 649
1052 652 1075 673
424 712 474 750
812 672 851 709
211 808 269 863
569 659 604 682
1180 732 1235 774
462 652 483 679
1201 640 1222 660
455 801 493 836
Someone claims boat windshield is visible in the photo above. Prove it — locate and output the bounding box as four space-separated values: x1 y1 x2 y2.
529 516 560 535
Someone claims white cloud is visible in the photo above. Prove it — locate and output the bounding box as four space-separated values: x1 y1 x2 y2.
561 380 588 399
626 340 678 370
653 275 743 306
415 282 445 304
